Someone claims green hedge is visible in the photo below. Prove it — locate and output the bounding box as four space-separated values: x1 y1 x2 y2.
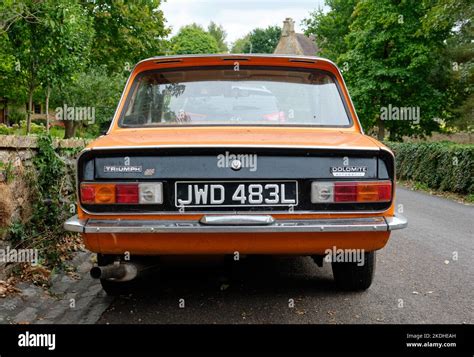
385 141 474 195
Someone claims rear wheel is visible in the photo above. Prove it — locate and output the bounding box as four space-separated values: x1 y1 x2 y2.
331 251 376 291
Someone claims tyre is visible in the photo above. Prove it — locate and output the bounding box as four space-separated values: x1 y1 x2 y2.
331 251 376 291
97 254 135 296
99 278 137 296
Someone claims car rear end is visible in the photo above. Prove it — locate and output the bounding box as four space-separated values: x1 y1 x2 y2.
64 55 407 293
69 142 404 254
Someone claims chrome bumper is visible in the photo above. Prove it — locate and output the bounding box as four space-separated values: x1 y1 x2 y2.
64 214 407 234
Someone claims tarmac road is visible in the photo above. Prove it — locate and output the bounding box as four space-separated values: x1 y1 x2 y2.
97 188 473 324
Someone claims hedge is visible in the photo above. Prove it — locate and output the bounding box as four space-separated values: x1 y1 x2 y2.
385 141 474 195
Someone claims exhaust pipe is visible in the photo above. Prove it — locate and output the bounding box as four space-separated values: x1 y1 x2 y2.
90 262 140 282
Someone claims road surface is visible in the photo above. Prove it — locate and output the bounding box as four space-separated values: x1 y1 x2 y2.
97 188 473 324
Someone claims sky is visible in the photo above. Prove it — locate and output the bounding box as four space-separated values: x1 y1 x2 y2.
161 0 327 45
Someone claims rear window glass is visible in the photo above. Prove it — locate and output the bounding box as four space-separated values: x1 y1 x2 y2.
119 67 351 127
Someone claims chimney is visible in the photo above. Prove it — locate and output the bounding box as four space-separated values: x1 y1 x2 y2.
281 18 295 37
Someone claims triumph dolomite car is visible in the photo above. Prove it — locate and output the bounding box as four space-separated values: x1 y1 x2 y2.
64 54 407 295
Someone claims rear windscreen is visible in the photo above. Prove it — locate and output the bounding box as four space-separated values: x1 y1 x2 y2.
119 67 351 127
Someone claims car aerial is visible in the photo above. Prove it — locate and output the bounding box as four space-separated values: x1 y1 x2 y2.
64 54 407 295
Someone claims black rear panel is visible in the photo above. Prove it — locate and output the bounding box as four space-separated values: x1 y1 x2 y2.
78 147 394 214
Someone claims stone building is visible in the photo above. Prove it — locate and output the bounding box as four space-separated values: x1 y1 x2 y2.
274 18 319 56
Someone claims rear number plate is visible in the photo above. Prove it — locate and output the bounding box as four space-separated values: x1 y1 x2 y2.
175 181 298 208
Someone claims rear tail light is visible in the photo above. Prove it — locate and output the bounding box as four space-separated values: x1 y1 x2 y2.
311 182 334 203
311 181 392 203
95 184 116 204
80 184 96 204
334 182 357 202
139 183 163 204
356 182 391 202
80 183 163 205
116 184 139 204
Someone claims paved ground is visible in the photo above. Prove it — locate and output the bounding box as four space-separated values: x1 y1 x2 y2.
96 188 474 324
0 251 112 324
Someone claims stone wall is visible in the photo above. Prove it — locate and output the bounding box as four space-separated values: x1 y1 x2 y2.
0 135 87 227
0 135 88 278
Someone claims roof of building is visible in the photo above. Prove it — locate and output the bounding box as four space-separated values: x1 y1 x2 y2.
295 33 318 56
274 18 319 56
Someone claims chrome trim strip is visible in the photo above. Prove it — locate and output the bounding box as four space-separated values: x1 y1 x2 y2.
200 215 275 226
63 215 404 234
64 216 87 233
78 209 389 216
385 214 408 231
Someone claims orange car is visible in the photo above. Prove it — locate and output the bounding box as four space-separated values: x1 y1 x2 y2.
64 54 407 295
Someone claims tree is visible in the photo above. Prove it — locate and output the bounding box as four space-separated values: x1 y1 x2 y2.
303 0 455 140
4 0 93 134
303 0 358 60
423 0 473 132
231 26 281 54
2 0 42 133
207 21 228 53
0 31 26 120
0 0 172 138
230 35 251 54
171 24 219 54
35 0 94 134
52 67 125 138
343 0 453 140
81 0 170 73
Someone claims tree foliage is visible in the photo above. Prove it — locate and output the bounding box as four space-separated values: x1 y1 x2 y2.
36 0 93 87
0 0 169 137
230 35 251 54
0 31 24 105
171 24 220 55
303 0 468 140
303 0 357 60
51 67 125 138
207 21 228 53
2 0 94 133
423 0 473 132
81 0 170 73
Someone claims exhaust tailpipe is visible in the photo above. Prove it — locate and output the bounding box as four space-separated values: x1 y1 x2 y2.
90 262 139 282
